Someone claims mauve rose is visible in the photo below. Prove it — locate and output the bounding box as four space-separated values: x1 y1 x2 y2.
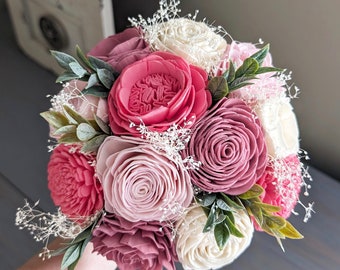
184 98 267 195
96 136 193 222
92 214 177 270
255 155 302 228
88 27 151 73
47 144 103 218
108 51 211 135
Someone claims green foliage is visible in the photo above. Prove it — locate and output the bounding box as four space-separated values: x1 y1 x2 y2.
208 44 283 103
51 46 117 94
40 105 110 154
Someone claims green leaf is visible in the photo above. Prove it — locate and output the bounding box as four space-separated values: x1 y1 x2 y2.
61 243 82 270
214 222 230 250
254 202 281 213
69 62 88 77
256 66 283 74
76 45 95 71
97 68 115 89
247 204 263 227
249 44 270 66
53 125 77 136
207 76 229 102
203 203 216 233
220 193 244 210
238 184 264 200
63 105 88 124
265 215 286 230
76 123 98 141
225 215 244 238
88 56 115 73
80 134 107 153
81 85 109 98
279 220 304 239
94 114 111 135
56 71 81 83
226 61 236 83
214 213 226 225
40 111 69 129
86 73 99 89
58 132 81 143
50 50 78 71
235 58 259 78
200 193 216 207
216 198 232 211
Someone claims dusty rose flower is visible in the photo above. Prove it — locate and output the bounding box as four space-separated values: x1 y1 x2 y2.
175 204 254 270
47 144 103 218
96 136 193 222
108 51 211 135
92 214 177 270
184 98 267 195
255 155 302 228
88 27 151 73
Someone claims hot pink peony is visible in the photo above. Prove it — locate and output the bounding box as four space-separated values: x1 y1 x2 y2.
184 98 267 195
256 155 302 224
88 27 151 73
47 144 103 218
96 136 193 222
92 214 177 270
107 51 212 135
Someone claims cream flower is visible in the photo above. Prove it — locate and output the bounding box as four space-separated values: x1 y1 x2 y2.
254 96 300 158
175 204 254 270
148 18 227 72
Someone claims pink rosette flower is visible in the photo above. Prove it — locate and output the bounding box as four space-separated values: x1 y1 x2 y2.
88 27 151 73
217 41 286 101
92 214 177 270
96 136 193 222
255 155 302 227
47 144 103 218
108 51 212 135
184 98 267 195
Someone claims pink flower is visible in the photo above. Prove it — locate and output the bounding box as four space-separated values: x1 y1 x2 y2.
255 155 302 226
217 41 286 101
108 51 212 135
96 136 193 222
47 144 103 218
92 214 177 270
184 98 267 195
88 28 151 73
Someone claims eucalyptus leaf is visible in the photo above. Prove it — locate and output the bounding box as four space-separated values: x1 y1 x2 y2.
200 193 216 207
249 44 270 66
81 134 108 153
40 111 69 129
235 58 259 78
238 184 264 200
94 114 111 134
88 56 115 73
50 50 77 71
76 45 95 71
81 85 109 98
61 243 82 270
76 123 98 141
58 132 81 143
69 62 88 77
216 198 232 211
214 222 230 250
53 125 77 136
63 105 88 124
86 73 99 89
214 213 226 225
207 76 229 103
97 68 115 89
219 193 244 210
56 71 81 83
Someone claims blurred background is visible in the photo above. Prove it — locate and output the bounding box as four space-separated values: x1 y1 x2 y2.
0 0 339 268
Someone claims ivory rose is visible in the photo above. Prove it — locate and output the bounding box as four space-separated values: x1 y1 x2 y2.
254 96 300 158
175 204 254 270
149 18 227 71
107 51 211 135
88 27 151 73
92 214 177 270
47 144 103 218
184 98 267 195
96 136 193 222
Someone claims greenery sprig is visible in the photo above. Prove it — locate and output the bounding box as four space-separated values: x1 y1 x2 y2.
40 105 110 153
51 46 118 98
197 184 303 251
208 44 283 103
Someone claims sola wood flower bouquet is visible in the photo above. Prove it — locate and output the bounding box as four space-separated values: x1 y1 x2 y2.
16 1 314 269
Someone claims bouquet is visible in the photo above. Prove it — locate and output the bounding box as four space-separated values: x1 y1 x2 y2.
16 1 314 269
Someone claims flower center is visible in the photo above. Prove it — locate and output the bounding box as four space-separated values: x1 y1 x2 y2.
128 73 180 114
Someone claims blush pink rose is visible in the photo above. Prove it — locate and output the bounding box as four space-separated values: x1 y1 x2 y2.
47 144 103 219
184 98 267 195
108 51 212 135
88 28 151 73
96 136 193 222
92 214 177 270
216 41 286 101
255 155 302 230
